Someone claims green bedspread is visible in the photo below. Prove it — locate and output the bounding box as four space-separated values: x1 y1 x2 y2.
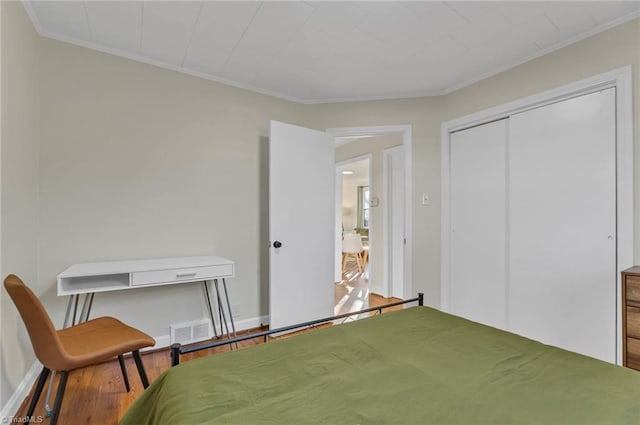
120 307 640 425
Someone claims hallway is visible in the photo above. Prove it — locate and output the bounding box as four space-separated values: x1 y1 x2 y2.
335 258 402 318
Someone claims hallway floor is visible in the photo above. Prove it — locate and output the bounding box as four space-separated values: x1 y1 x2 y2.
335 257 402 319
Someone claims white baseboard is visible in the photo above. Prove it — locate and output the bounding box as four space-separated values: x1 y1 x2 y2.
144 334 171 351
0 360 42 422
212 315 269 337
0 314 269 418
148 314 269 350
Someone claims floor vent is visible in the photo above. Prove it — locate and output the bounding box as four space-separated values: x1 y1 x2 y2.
170 319 213 345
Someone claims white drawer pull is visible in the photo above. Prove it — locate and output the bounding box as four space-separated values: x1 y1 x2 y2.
176 272 197 279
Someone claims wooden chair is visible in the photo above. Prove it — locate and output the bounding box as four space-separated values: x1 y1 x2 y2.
342 232 368 273
3 274 155 425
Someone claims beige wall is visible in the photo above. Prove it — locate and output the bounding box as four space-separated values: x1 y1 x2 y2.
341 179 358 231
336 136 403 295
0 1 40 407
37 37 308 333
341 174 367 233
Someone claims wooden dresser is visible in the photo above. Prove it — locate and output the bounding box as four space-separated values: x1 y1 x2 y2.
622 267 640 370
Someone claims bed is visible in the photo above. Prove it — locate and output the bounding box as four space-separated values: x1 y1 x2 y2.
120 300 640 425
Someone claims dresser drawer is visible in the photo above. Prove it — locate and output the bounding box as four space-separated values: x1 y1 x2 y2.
625 275 640 304
626 306 640 339
131 264 233 287
627 337 640 371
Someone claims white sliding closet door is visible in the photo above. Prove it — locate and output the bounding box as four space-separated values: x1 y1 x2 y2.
508 89 616 362
450 119 508 329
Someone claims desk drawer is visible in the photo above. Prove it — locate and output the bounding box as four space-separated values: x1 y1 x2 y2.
131 265 233 287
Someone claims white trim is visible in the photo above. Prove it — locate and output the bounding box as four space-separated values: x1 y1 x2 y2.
383 145 406 299
328 126 413 300
0 361 42 421
440 11 640 98
382 150 392 298
20 1 301 104
334 166 344 283
146 335 170 352
441 66 634 365
334 135 377 148
336 154 374 291
20 1 639 105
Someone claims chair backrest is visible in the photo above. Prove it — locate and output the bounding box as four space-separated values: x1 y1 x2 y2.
342 232 364 254
4 274 66 370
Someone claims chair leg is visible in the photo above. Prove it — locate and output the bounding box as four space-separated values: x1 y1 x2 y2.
118 354 131 392
50 371 68 425
132 350 150 388
356 253 363 272
26 366 50 421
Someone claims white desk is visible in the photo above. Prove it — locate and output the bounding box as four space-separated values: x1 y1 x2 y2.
57 255 237 338
49 256 237 417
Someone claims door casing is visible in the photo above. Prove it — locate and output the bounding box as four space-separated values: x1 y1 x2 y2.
329 125 413 300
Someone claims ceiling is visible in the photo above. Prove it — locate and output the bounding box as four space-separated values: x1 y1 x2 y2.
339 158 369 183
23 1 640 104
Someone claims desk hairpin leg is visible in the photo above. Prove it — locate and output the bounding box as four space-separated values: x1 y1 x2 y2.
217 284 224 337
202 281 219 339
203 279 236 347
221 279 237 343
62 294 75 328
78 292 95 323
45 293 95 418
213 279 232 349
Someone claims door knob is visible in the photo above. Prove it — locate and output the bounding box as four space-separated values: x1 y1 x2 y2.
273 241 282 248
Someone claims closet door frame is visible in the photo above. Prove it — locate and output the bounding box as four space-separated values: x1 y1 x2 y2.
441 66 633 365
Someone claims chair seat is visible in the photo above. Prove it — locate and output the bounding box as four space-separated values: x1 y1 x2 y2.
56 317 154 371
4 274 156 425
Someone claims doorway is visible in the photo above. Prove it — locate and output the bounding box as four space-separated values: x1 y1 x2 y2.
332 127 411 316
267 121 413 329
335 156 371 316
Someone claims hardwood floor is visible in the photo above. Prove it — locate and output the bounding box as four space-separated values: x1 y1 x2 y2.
14 262 403 425
335 255 403 317
14 330 267 425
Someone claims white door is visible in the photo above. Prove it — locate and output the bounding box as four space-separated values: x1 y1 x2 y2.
384 146 405 299
508 89 616 362
449 119 508 329
269 121 335 330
